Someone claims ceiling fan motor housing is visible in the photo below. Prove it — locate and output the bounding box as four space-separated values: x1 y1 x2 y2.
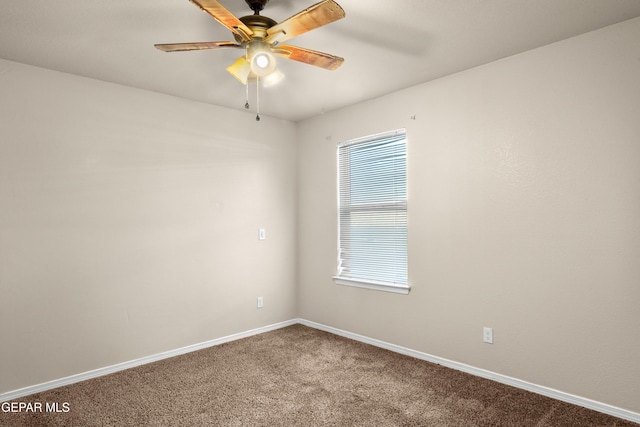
234 15 277 42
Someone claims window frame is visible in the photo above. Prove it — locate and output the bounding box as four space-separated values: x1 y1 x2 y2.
332 129 410 295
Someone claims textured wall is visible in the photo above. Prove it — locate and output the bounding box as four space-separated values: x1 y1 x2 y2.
296 17 640 412
0 60 297 393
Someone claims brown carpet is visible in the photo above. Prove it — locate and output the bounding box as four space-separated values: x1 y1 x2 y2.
1 324 637 426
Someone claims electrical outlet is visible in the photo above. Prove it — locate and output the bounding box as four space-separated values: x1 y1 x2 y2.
258 228 266 240
483 327 494 344
257 297 263 309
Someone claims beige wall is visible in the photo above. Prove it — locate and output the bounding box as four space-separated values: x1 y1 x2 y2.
296 17 640 413
0 60 298 393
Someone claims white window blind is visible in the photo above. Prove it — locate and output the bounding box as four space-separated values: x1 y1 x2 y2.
333 129 409 294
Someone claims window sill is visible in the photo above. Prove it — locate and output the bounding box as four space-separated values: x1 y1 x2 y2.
332 277 411 295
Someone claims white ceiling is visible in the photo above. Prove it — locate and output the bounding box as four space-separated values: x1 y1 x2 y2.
2 1 640 122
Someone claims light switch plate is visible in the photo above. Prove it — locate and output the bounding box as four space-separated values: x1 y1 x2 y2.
483 327 494 344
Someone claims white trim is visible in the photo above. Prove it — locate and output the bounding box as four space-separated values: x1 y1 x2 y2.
337 128 406 148
0 319 297 403
2 318 638 424
333 276 411 294
297 319 640 424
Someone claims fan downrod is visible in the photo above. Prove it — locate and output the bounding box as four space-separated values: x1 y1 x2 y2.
245 0 269 15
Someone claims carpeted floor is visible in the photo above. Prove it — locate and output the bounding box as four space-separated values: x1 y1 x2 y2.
1 324 637 426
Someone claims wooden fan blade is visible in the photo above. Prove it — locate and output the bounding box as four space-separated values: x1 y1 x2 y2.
189 0 253 39
274 44 344 70
155 41 241 52
265 0 345 45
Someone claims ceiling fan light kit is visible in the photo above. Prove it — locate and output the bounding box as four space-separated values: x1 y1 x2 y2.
247 40 277 76
155 0 345 120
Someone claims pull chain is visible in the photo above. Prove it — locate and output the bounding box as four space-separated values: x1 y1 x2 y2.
244 81 250 110
255 76 261 121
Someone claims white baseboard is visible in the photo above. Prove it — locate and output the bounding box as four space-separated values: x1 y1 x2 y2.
2 318 638 424
297 319 640 424
0 319 297 403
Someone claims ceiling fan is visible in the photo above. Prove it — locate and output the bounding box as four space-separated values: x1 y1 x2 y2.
155 0 345 89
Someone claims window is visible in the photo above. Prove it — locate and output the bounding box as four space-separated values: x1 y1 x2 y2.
333 129 409 294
